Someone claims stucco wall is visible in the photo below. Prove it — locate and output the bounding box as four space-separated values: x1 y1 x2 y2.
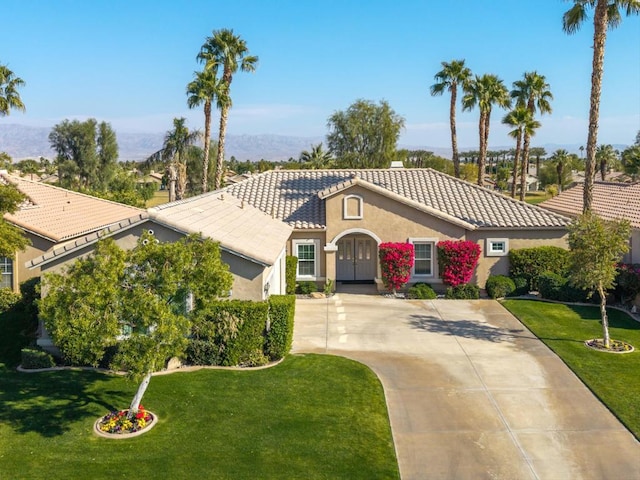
628 229 640 264
13 234 54 292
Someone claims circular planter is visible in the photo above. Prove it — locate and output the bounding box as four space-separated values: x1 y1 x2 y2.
94 410 158 439
584 338 634 354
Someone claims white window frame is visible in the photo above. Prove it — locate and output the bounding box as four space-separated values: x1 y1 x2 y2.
343 194 363 220
293 239 320 279
486 238 509 257
409 238 437 279
0 257 13 290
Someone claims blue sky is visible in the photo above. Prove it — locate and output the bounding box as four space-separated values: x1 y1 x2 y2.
1 0 638 150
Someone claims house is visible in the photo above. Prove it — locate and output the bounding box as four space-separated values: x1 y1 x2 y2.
539 181 640 263
1 170 146 292
507 174 540 193
222 168 571 290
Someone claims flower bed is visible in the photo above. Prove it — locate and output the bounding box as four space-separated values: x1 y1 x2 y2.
94 405 157 438
584 338 634 354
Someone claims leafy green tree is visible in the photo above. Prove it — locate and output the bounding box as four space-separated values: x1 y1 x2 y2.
0 64 25 117
96 121 119 190
567 212 631 349
563 0 640 212
463 74 511 186
187 68 229 193
198 29 258 190
39 232 233 417
595 144 618 180
430 59 472 178
327 99 405 168
510 71 553 195
299 143 333 169
15 158 39 175
0 182 30 258
399 149 455 174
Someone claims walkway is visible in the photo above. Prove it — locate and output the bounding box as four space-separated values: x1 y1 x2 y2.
292 293 640 480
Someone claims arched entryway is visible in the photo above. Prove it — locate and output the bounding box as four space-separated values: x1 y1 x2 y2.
335 233 377 282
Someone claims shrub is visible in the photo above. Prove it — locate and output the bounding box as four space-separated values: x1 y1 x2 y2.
445 284 480 299
378 242 414 292
485 275 516 299
286 256 298 295
437 240 481 287
512 276 529 296
21 348 55 369
266 295 295 360
509 246 569 290
297 281 317 294
537 271 565 300
407 282 437 299
615 264 640 304
186 339 220 366
0 288 21 313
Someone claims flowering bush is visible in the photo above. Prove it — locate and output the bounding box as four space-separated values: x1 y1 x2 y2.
98 404 153 434
378 242 414 292
615 263 640 304
437 240 481 287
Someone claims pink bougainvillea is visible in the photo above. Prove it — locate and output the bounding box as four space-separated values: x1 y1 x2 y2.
436 240 481 287
378 242 415 292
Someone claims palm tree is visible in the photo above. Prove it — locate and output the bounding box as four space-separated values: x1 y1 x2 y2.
0 64 26 116
156 118 200 202
502 106 540 200
595 143 618 180
430 59 472 178
463 74 511 186
197 29 258 190
511 71 553 193
563 0 640 212
186 69 229 194
299 143 333 169
550 149 571 192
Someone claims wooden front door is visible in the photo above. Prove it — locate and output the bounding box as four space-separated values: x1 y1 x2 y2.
336 236 376 281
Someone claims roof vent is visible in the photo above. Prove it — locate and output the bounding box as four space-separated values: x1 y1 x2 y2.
390 161 404 169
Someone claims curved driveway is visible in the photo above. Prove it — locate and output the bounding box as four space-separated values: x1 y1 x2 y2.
292 293 640 480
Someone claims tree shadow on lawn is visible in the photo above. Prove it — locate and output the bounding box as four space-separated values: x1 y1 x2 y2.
407 314 531 343
562 304 640 332
0 368 129 437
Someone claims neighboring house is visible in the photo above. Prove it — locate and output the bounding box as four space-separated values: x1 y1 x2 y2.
0 170 145 292
507 175 540 193
222 168 571 290
539 181 640 263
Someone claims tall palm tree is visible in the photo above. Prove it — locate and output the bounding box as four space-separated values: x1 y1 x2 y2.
503 107 532 198
159 118 201 202
511 71 553 192
430 59 472 178
0 64 26 116
299 143 333 169
595 143 618 180
186 69 229 194
550 149 571 192
463 74 511 186
197 29 258 190
563 0 640 212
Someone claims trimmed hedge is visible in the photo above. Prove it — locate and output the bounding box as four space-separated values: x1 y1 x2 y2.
509 246 569 290
266 295 296 360
537 271 590 303
21 348 55 369
286 256 298 295
0 288 21 313
445 284 480 299
297 281 317 294
407 283 437 299
485 275 516 299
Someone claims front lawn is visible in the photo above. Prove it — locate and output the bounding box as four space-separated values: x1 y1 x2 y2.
501 299 640 439
0 311 399 480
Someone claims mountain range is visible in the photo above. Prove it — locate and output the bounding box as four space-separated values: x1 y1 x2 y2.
0 123 628 163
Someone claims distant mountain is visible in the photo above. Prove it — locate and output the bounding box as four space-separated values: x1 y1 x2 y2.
0 123 629 163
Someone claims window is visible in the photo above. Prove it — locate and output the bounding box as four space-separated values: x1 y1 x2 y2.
486 238 509 257
0 257 13 290
409 238 436 277
343 194 363 220
293 239 319 278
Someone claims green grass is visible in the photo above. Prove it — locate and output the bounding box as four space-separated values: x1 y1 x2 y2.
524 191 550 205
145 189 169 208
501 299 640 439
0 308 399 480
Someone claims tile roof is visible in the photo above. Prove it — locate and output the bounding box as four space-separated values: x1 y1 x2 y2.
539 182 640 228
1 172 146 242
148 191 292 266
223 169 570 230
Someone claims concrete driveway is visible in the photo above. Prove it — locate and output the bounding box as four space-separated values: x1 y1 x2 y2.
292 293 640 480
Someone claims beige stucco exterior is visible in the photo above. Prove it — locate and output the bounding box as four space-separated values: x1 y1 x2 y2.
288 183 569 291
9 234 54 292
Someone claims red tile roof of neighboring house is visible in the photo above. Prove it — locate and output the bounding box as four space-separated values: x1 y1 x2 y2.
1 172 146 242
539 182 640 229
